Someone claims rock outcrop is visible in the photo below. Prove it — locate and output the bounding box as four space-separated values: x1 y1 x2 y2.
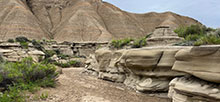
0 0 201 41
0 42 45 62
85 46 189 91
168 77 220 102
147 26 183 46
172 45 220 83
85 45 220 101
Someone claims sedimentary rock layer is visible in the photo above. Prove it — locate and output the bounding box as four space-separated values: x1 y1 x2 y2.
0 0 201 41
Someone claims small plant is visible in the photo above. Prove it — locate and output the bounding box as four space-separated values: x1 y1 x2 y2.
111 38 133 48
174 24 205 38
45 50 56 58
7 39 15 43
20 42 29 49
194 35 220 46
57 54 69 60
15 36 29 43
54 60 81 68
131 37 147 48
40 92 49 100
0 57 58 101
185 34 202 41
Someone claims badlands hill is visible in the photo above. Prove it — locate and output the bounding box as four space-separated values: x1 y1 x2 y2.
0 0 201 42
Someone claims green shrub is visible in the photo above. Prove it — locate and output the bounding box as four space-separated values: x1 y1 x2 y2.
185 34 202 41
32 40 44 51
40 92 49 100
57 54 69 60
45 50 56 58
131 37 147 48
54 60 81 68
0 57 58 101
7 39 15 43
174 25 205 38
15 36 29 43
111 38 133 48
214 29 220 37
194 35 220 46
20 42 29 49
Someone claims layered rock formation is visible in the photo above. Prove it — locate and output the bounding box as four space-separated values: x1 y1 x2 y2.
85 46 190 91
168 77 220 102
172 45 220 83
85 45 220 101
0 0 47 40
0 0 201 41
0 42 45 62
147 26 183 46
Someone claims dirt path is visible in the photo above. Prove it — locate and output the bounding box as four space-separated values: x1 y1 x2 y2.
38 68 171 102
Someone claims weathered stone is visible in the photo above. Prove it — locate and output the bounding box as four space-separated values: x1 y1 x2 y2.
95 49 113 72
172 45 220 83
120 50 163 70
0 43 20 47
147 26 183 46
136 77 170 92
60 48 73 56
28 50 45 55
168 77 220 102
85 54 99 72
98 72 125 83
0 49 14 53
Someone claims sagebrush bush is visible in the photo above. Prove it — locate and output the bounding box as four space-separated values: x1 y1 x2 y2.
0 57 58 101
111 38 133 48
131 37 147 48
15 36 29 43
194 35 220 46
7 39 15 43
174 24 205 38
174 25 220 46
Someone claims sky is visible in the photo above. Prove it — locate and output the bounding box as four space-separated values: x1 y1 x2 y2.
103 0 220 28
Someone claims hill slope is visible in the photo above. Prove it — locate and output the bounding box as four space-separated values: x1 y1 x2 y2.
0 0 201 41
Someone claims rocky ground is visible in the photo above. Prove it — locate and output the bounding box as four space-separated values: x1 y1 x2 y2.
35 68 171 102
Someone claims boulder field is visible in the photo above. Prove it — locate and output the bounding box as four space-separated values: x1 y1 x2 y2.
85 46 220 102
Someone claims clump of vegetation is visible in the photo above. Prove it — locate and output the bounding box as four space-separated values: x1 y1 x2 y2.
174 24 220 46
20 42 29 49
111 36 148 49
15 36 30 43
111 38 133 48
54 60 81 68
15 36 30 49
7 39 15 43
0 57 58 101
131 37 147 48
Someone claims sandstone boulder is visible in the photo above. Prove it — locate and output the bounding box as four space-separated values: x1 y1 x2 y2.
119 48 187 92
168 77 220 102
172 45 220 83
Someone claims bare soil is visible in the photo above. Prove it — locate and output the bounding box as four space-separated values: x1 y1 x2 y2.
35 68 171 102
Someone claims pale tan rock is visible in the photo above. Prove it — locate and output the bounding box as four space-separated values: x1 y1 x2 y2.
136 77 170 92
168 77 220 102
95 49 112 71
28 50 45 55
98 72 125 83
147 26 183 46
172 46 220 83
118 48 186 92
122 50 163 70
